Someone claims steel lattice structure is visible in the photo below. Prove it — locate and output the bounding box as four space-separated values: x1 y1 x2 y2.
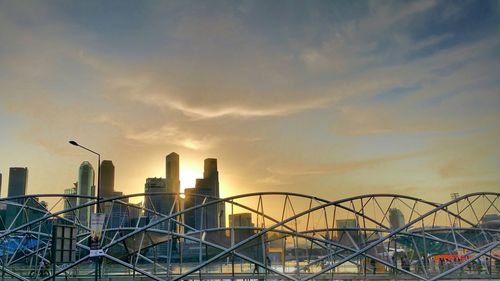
0 192 498 280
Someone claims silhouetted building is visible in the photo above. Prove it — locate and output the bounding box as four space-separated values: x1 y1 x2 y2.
0 172 2 197
109 191 130 228
166 153 180 194
229 213 263 261
6 167 28 228
389 208 405 230
7 167 28 197
229 213 253 227
166 153 180 215
63 184 77 220
479 214 500 229
100 160 115 198
128 202 142 224
184 158 225 231
336 219 361 246
76 161 95 227
144 177 168 215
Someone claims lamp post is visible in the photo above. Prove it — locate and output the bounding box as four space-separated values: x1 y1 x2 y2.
69 141 101 213
69 140 101 281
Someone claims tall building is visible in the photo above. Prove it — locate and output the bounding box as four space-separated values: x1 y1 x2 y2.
228 213 262 261
76 161 95 227
7 167 28 197
165 153 180 214
63 184 77 220
0 172 2 197
336 219 361 246
229 213 253 227
389 208 405 230
144 178 168 215
166 153 180 194
144 177 172 255
6 167 28 228
184 158 225 231
100 160 115 198
109 191 130 228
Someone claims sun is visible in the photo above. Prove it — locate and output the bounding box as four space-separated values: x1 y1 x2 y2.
180 168 200 192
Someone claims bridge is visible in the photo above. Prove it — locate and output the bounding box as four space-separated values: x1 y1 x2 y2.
0 192 498 280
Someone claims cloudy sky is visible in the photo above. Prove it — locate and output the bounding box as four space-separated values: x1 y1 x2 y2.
0 0 499 203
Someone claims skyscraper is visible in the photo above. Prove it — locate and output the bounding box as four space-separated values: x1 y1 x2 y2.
7 167 28 197
184 158 225 231
76 161 95 227
165 153 180 217
63 184 77 220
6 167 28 228
0 172 2 197
100 160 115 198
166 152 180 194
144 177 168 215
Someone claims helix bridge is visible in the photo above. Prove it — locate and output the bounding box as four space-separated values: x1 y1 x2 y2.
0 191 498 280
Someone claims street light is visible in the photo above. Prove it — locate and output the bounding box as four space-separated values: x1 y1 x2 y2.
69 140 102 281
69 140 101 212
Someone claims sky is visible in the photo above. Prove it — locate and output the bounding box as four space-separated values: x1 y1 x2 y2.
0 0 499 204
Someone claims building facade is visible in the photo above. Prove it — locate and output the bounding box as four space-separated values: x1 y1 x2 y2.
6 167 28 228
76 161 95 227
100 160 115 198
184 158 225 231
63 185 77 220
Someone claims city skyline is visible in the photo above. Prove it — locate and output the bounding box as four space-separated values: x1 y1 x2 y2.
1 1 500 204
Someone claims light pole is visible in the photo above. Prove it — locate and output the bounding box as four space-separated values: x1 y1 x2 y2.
69 140 101 281
69 140 101 213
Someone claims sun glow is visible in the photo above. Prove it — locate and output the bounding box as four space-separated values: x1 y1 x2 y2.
180 168 200 192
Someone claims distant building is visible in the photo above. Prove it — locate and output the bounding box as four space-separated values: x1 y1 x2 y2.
7 167 28 197
0 172 2 197
128 202 142 223
389 208 405 230
229 213 253 227
100 160 115 198
479 214 500 229
184 158 225 231
144 177 168 215
76 161 95 227
166 153 180 194
109 191 130 228
63 184 77 220
229 213 262 261
6 167 28 228
336 219 361 245
166 153 180 216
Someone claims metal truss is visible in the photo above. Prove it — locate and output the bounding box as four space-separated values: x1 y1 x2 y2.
0 192 498 280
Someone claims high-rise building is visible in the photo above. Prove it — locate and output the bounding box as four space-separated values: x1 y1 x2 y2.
144 178 168 215
336 219 361 245
228 213 262 261
7 167 28 197
184 158 225 231
100 160 115 198
389 208 405 230
76 161 95 227
166 153 180 194
109 191 130 228
229 213 253 227
63 184 77 220
165 153 180 214
6 167 28 228
0 172 2 197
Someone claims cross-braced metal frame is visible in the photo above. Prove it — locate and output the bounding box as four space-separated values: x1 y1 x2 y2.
0 192 498 280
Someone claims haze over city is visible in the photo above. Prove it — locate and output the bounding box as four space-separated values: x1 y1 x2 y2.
1 1 499 204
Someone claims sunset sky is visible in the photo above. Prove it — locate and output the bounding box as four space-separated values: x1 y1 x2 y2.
0 1 499 204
